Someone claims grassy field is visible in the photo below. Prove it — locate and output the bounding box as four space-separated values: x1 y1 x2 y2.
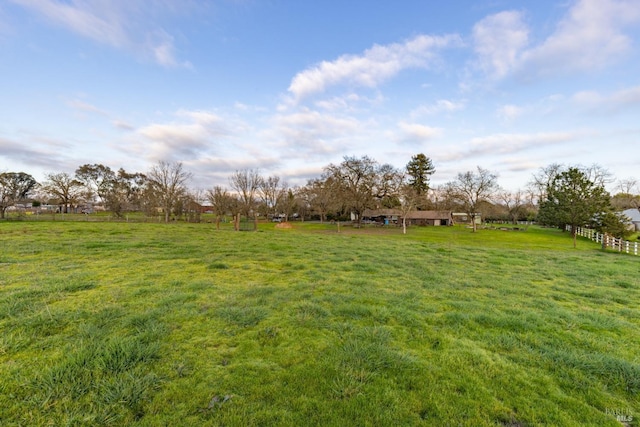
0 221 638 426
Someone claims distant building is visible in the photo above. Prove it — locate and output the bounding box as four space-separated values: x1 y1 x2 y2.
622 208 640 231
452 212 482 225
361 209 453 226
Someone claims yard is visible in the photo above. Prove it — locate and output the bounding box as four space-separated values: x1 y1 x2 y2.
0 221 638 426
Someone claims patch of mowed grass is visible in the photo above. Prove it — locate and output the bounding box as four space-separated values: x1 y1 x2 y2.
1 221 639 426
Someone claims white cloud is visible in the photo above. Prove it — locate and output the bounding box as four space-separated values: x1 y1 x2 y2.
435 131 579 162
411 99 466 117
396 122 443 144
314 93 385 113
519 0 640 78
468 131 577 156
132 110 233 162
67 98 108 116
471 0 640 82
573 85 640 112
12 0 127 44
270 108 361 155
232 102 268 114
496 104 524 121
11 0 191 68
112 120 134 131
65 97 139 133
288 34 462 101
147 29 192 69
472 11 529 79
0 133 78 173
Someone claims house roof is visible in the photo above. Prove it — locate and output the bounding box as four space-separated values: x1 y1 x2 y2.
362 209 452 220
362 209 402 217
405 210 453 220
622 208 640 222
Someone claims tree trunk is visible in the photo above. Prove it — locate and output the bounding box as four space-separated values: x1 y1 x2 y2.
402 216 407 234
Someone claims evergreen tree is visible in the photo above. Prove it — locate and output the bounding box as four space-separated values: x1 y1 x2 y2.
405 153 435 195
538 167 611 247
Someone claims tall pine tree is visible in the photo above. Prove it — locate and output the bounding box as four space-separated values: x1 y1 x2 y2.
405 153 435 196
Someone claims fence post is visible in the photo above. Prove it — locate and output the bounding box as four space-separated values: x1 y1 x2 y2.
574 226 638 256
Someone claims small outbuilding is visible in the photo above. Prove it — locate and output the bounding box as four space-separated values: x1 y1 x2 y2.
361 209 453 226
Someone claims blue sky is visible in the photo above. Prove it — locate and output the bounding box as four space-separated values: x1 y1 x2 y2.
1 0 639 192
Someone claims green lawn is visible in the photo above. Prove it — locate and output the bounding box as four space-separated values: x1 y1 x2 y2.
0 221 638 426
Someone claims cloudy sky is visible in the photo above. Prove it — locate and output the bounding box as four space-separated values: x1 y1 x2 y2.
1 0 639 191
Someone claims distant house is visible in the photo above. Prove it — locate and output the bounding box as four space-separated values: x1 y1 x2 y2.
622 208 640 231
361 209 453 226
405 210 454 226
199 205 215 214
361 209 401 224
452 212 482 225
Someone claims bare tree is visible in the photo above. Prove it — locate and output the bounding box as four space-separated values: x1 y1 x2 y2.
499 189 527 224
184 189 205 223
110 169 147 216
75 164 145 217
617 177 639 195
398 184 419 234
430 186 447 210
376 163 403 208
528 163 564 206
291 186 309 221
612 178 640 210
324 155 400 226
259 175 287 219
146 161 192 223
0 172 38 219
228 195 242 231
445 167 499 232
301 177 339 222
229 169 261 230
206 185 233 229
581 163 613 188
75 163 114 205
41 172 84 213
280 188 298 221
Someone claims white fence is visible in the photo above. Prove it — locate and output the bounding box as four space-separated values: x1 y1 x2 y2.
568 225 639 256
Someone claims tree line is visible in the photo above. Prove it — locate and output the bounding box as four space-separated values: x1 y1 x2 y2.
1 155 638 239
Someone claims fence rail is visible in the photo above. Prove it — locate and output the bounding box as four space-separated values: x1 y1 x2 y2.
568 225 639 256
